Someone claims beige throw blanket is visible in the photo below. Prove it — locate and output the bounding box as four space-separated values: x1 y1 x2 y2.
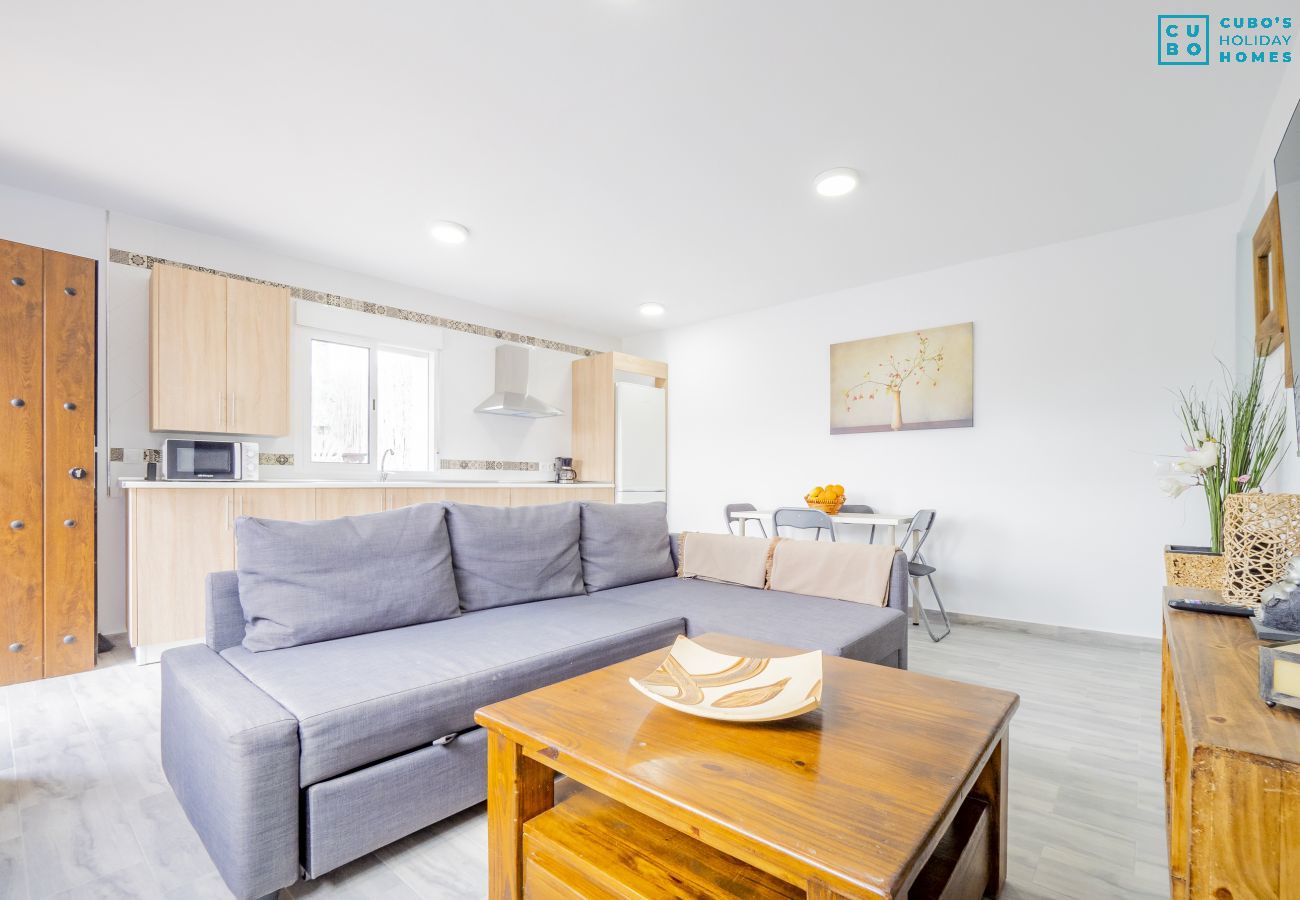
677 532 773 588
767 539 894 606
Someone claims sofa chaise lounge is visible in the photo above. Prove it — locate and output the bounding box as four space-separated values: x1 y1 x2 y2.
160 500 908 899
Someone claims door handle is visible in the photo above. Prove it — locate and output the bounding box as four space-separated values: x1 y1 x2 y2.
9 520 23 530
69 467 87 480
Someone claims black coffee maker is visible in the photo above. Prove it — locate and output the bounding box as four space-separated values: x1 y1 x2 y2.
554 457 577 483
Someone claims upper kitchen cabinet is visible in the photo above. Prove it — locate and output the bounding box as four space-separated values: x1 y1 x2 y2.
226 278 290 434
149 263 290 435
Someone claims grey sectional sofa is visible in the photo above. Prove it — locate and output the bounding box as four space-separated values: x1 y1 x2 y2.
160 500 908 899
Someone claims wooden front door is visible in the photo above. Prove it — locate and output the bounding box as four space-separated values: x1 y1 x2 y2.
0 238 97 685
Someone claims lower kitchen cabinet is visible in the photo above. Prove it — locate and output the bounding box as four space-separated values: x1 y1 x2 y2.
127 484 616 661
509 487 616 505
314 488 385 519
236 487 316 522
129 488 234 653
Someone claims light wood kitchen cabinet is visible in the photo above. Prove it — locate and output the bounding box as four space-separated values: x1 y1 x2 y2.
129 488 234 650
385 487 514 508
441 487 512 506
235 488 316 522
315 488 385 519
226 279 290 435
509 487 615 505
149 263 290 435
150 265 227 432
384 488 447 509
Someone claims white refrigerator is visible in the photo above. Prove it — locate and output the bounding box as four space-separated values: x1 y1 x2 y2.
615 382 666 504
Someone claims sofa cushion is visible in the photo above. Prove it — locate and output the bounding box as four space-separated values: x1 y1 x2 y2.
444 502 584 611
235 503 460 652
220 595 685 785
596 577 907 666
579 501 675 592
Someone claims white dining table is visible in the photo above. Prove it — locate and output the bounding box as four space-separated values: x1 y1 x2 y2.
730 509 914 547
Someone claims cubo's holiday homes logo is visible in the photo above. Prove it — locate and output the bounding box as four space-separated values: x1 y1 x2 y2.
1158 15 1210 64
1158 14 1293 65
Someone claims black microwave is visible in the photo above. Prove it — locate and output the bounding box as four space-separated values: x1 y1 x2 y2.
161 440 259 481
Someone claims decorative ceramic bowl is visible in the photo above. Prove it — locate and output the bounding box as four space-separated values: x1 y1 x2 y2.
629 636 823 723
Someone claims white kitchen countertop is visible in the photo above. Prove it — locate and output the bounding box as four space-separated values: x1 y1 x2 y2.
118 478 615 489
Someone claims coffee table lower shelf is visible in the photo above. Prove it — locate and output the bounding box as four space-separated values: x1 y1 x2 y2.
522 782 991 900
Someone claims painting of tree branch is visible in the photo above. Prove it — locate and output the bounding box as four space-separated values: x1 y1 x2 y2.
829 323 974 434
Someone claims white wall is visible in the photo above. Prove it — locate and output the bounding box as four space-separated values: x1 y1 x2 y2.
627 207 1237 639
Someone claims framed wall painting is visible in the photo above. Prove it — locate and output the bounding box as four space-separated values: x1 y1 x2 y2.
829 322 974 434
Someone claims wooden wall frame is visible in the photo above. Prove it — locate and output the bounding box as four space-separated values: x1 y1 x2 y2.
1254 193 1292 386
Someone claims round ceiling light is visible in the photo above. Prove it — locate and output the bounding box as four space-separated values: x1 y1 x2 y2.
638 302 666 317
430 221 470 244
813 167 859 197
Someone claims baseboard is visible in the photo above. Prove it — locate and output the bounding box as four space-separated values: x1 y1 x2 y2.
935 610 1160 650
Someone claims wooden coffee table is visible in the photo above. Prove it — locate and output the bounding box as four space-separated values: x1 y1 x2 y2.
475 633 1018 899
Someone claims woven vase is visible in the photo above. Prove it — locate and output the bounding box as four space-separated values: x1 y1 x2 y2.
1163 547 1226 591
1222 492 1300 606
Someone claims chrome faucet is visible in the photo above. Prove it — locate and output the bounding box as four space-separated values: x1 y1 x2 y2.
379 449 394 482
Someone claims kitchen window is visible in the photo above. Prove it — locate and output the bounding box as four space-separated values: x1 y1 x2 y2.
298 327 438 476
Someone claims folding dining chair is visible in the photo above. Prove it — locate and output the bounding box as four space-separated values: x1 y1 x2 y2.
839 503 877 543
772 507 836 541
898 509 950 642
724 502 767 537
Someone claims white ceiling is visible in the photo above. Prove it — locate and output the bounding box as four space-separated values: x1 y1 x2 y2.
0 1 1287 338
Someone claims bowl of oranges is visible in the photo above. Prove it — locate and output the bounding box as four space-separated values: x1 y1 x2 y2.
804 484 846 515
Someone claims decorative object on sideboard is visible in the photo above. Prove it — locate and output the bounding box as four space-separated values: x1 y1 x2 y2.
1223 492 1300 605
1262 557 1300 630
628 635 823 723
1251 554 1300 642
1163 545 1227 590
830 322 974 434
1258 640 1300 710
1157 354 1286 594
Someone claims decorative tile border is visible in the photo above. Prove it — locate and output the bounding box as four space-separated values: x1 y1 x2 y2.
109 249 598 357
440 458 540 472
108 448 294 466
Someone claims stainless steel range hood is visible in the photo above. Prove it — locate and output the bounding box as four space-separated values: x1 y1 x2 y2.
474 345 563 418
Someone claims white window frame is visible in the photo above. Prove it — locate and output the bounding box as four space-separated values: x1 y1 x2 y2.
294 325 440 479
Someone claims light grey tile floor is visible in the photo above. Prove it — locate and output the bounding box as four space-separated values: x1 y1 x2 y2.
0 626 1169 899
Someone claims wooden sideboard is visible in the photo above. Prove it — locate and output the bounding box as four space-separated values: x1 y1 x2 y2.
1161 587 1300 899
126 483 615 662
